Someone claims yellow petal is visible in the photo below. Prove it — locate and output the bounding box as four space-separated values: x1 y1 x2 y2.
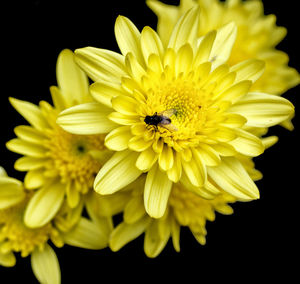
50 86 66 112
9 97 49 131
141 26 164 62
136 147 158 172
181 156 206 187
125 52 147 83
24 181 65 228
229 92 295 127
166 151 182 182
229 128 264 157
105 126 131 151
14 157 48 171
63 217 109 250
128 136 153 152
109 216 151 252
57 102 117 135
261 136 278 149
24 169 45 189
66 182 80 209
31 244 60 284
6 138 46 158
168 7 199 52
56 49 89 107
158 145 174 171
124 196 146 224
75 47 127 82
195 145 221 167
207 157 260 200
14 125 46 144
144 164 173 218
111 95 138 115
94 150 142 195
231 59 265 83
90 81 124 108
0 252 16 267
210 22 237 69
108 112 140 125
115 16 145 66
0 176 25 209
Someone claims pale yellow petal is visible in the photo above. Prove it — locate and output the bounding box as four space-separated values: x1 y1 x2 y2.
24 169 45 189
141 26 164 62
168 7 199 52
0 176 25 209
24 181 65 228
229 128 264 157
50 86 66 112
111 95 138 116
207 157 260 200
56 49 89 107
0 252 16 267
63 217 109 249
195 145 221 167
228 92 295 127
90 81 125 108
125 52 147 83
181 156 206 187
108 112 140 125
57 102 117 135
261 136 278 149
115 16 145 66
6 138 46 158
166 151 182 183
75 47 127 82
104 126 131 151
171 217 180 252
31 244 60 284
144 163 173 218
231 59 265 83
109 216 151 252
94 150 142 195
158 144 174 171
9 97 49 131
14 125 46 144
124 196 146 224
128 136 153 152
210 22 237 69
14 157 48 171
136 147 158 172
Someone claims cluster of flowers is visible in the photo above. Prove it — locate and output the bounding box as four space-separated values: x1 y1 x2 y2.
0 0 298 282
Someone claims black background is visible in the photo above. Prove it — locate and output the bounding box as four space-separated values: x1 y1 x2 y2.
0 0 299 282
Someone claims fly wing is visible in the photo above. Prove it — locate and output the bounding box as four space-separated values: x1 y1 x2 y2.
159 122 178 132
158 108 177 118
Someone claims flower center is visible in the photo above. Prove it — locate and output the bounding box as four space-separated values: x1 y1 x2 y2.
44 122 105 190
0 194 60 257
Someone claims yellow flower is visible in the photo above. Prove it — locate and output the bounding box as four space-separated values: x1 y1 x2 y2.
109 136 277 257
6 49 111 228
147 0 299 130
57 9 294 219
0 167 111 283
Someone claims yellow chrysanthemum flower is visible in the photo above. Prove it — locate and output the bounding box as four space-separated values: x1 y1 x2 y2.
6 49 112 228
57 9 294 219
147 0 300 129
0 167 111 284
108 136 276 257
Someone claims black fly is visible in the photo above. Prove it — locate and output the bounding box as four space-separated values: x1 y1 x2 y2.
144 109 178 132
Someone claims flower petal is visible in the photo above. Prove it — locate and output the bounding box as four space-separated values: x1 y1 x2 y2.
24 181 65 228
0 176 25 209
168 7 199 52
124 196 146 224
94 150 142 195
57 102 117 135
104 126 131 151
144 163 173 218
141 26 164 62
109 216 151 251
14 157 48 171
207 157 260 200
229 92 295 127
24 169 46 189
90 81 124 108
56 49 89 107
9 97 49 131
6 138 46 158
63 217 109 249
31 244 60 284
14 125 46 144
111 95 138 115
115 16 145 66
136 147 158 172
75 47 127 82
0 252 16 267
231 59 265 83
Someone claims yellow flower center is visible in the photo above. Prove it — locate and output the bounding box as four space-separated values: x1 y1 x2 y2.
44 123 105 191
0 194 61 257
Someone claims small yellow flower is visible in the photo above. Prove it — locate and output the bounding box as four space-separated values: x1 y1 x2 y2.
6 49 111 228
0 167 112 283
147 0 300 129
57 9 294 219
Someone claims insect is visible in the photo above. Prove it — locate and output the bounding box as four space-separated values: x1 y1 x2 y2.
144 109 178 132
